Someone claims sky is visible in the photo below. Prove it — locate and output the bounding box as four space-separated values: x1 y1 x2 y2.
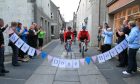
51 0 80 22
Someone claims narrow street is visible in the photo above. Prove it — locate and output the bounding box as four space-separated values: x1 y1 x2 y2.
0 40 140 84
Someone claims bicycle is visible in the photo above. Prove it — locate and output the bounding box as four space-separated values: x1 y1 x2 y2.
65 39 72 58
80 40 86 58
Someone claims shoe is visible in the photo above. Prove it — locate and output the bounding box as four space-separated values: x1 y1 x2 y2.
0 73 5 76
116 65 125 67
12 63 20 66
1 70 9 73
122 71 131 75
22 58 30 62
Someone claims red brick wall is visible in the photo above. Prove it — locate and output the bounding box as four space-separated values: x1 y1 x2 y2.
108 0 135 13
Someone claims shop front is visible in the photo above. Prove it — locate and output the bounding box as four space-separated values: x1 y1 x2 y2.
107 0 140 42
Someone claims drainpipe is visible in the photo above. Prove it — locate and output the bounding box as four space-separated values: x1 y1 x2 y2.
99 0 101 26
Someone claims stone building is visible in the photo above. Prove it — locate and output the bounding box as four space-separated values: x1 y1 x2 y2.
50 1 65 39
76 0 107 46
0 0 54 54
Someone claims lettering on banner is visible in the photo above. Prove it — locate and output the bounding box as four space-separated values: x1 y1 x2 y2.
59 59 66 68
109 48 118 57
21 43 30 53
52 58 60 67
115 44 124 54
120 40 128 49
15 38 24 48
103 51 111 61
65 60 73 68
97 54 105 63
28 47 35 56
72 60 79 68
9 33 19 43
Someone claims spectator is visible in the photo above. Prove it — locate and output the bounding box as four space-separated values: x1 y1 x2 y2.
16 23 25 61
123 20 140 76
101 25 113 53
38 27 46 50
116 20 131 67
97 25 103 51
0 18 9 76
8 22 20 66
32 23 38 48
20 26 29 62
28 25 36 58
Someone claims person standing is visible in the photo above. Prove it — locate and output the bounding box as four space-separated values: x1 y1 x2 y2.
116 20 131 67
20 26 29 62
101 26 113 53
28 25 36 58
123 20 140 75
38 27 46 50
8 22 20 66
97 25 103 51
0 18 9 76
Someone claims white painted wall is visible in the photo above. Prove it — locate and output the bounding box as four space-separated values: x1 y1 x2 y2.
76 0 99 46
0 0 34 54
36 0 51 18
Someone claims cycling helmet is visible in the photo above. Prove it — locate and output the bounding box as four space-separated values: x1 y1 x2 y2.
82 26 86 29
68 26 72 30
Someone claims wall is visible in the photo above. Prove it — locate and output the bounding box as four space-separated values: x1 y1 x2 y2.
0 0 34 55
35 0 52 43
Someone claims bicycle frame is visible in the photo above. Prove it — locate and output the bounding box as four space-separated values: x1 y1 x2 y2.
65 39 72 58
81 41 86 58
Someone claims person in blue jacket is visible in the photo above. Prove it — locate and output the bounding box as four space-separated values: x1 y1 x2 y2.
123 19 140 76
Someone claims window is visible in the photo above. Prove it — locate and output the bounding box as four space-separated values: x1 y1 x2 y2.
51 26 54 35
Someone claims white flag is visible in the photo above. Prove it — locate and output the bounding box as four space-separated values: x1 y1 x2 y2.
28 47 36 56
103 51 111 61
15 38 24 48
52 57 60 67
72 59 80 68
115 44 124 53
21 43 30 53
9 33 19 43
65 60 73 68
97 54 105 63
109 48 118 57
59 59 66 68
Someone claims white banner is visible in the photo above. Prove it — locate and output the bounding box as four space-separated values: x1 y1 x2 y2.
28 47 36 56
120 40 128 50
65 60 73 68
109 48 118 57
72 59 80 68
52 57 60 67
97 54 105 63
115 44 124 53
103 51 111 61
9 33 19 43
15 38 24 48
59 59 66 68
21 43 30 53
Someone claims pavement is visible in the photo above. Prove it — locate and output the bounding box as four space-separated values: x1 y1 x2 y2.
1 40 140 84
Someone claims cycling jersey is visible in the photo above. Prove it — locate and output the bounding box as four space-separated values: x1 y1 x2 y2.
64 31 74 42
78 30 90 41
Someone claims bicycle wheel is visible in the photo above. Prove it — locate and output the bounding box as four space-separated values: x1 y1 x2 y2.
82 46 84 58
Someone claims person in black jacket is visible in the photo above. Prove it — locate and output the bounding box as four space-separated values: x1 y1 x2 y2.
0 18 9 76
116 20 131 67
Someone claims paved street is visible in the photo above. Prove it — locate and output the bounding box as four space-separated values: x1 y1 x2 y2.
1 40 140 84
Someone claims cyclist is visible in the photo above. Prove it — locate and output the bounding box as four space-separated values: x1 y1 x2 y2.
73 29 77 43
64 26 74 50
78 26 90 52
